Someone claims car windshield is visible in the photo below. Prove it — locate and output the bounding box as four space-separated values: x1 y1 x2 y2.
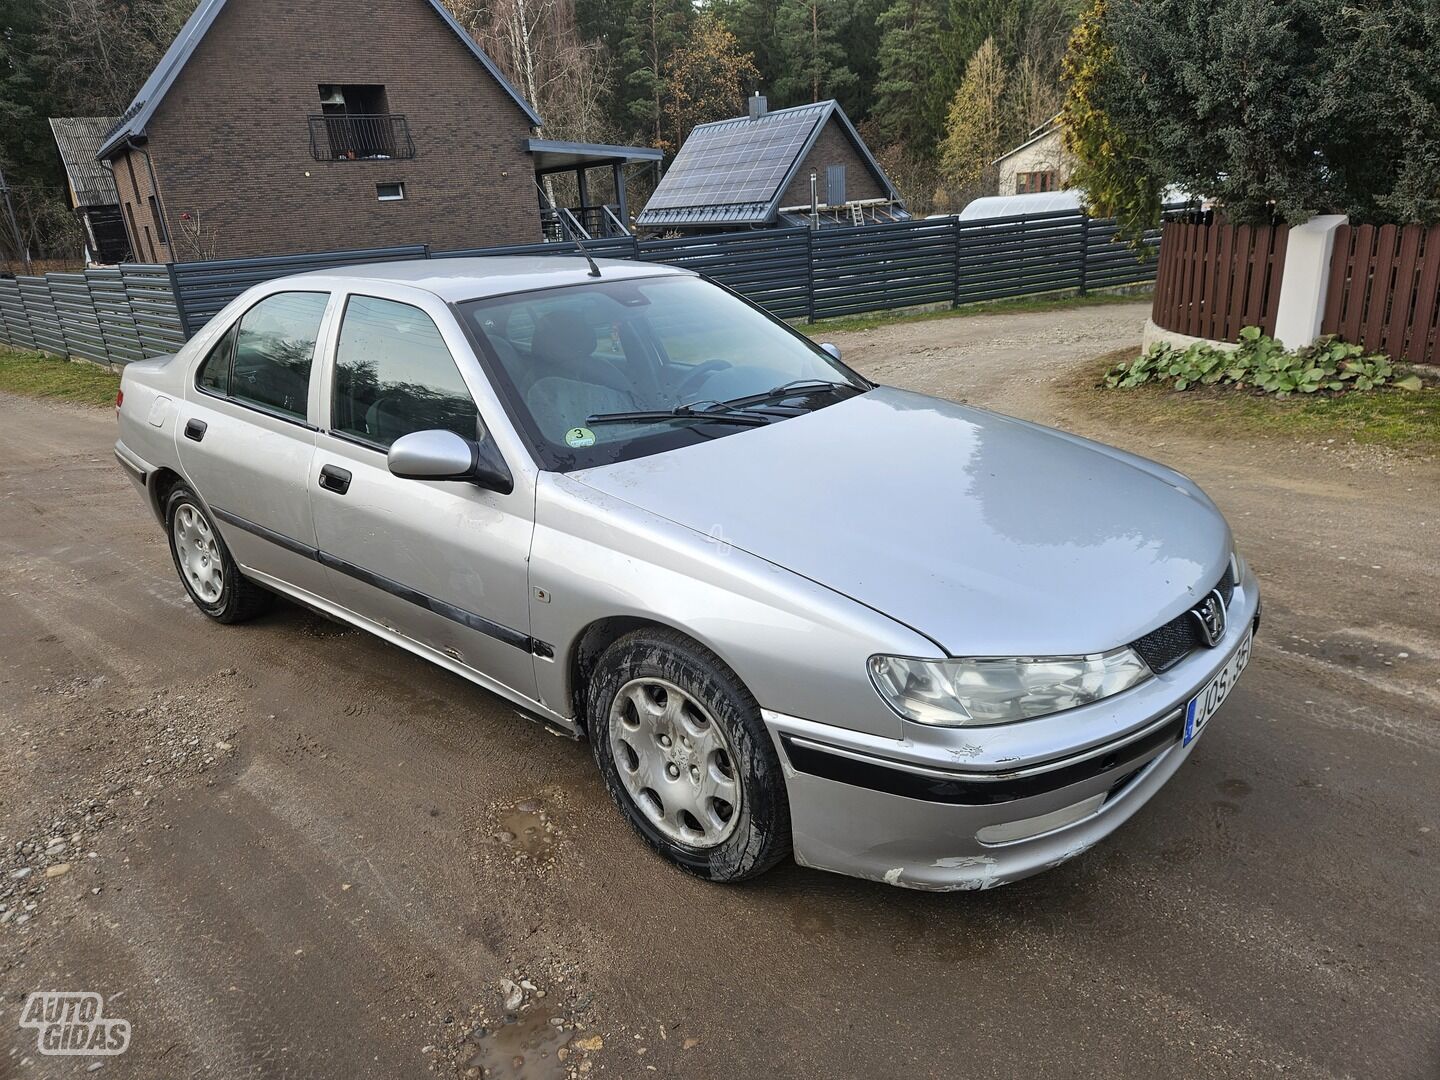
457 275 868 470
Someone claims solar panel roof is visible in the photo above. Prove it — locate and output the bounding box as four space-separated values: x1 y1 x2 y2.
639 102 831 223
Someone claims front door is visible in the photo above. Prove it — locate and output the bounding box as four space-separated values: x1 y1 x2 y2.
309 292 538 702
176 289 333 596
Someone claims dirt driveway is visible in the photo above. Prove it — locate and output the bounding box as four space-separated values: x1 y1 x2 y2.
2 301 1437 1079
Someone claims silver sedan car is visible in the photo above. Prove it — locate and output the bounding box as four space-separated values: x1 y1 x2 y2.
114 258 1259 890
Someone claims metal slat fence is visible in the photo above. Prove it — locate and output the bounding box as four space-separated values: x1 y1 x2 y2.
637 228 811 320
0 213 1167 368
170 245 430 330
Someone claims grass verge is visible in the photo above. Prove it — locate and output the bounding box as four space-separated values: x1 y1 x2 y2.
803 289 1150 337
1077 348 1440 452
0 347 121 407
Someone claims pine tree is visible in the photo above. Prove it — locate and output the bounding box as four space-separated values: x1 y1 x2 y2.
773 0 856 106
836 0 886 120
709 0 781 96
618 0 697 146
873 0 952 153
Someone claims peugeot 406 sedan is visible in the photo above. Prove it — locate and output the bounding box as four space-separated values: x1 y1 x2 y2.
114 258 1259 890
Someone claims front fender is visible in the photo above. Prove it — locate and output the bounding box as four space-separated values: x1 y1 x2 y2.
528 473 934 738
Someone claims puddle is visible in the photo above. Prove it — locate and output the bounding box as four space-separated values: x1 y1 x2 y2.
496 801 558 861
465 1008 572 1080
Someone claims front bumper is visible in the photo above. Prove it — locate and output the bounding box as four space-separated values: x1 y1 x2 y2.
765 567 1261 891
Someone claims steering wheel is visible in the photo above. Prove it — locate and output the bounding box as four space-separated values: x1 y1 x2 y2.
673 359 733 400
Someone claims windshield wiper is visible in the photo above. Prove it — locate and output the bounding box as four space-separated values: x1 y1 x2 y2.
586 405 772 427
716 379 862 412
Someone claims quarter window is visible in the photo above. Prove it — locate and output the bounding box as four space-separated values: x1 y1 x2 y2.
228 291 329 420
196 324 237 395
331 295 480 448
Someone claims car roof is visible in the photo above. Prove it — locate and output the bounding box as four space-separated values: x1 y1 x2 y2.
287 256 690 302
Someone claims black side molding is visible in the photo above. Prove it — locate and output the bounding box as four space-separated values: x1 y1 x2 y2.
211 506 319 562
209 505 550 657
779 716 1183 806
315 550 531 651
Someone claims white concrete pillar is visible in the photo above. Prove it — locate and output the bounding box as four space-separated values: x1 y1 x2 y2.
1272 214 1348 348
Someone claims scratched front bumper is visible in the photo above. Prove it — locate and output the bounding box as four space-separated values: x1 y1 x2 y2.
764 569 1260 891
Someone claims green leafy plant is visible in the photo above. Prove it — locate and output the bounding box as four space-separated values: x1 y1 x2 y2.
1104 329 1425 396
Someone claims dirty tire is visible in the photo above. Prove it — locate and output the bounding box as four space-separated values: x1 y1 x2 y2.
164 485 272 624
589 628 791 882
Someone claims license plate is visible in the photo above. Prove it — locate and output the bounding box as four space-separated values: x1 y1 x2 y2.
1183 630 1252 746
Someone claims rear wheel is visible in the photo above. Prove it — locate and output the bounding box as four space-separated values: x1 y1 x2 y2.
589 629 791 881
165 485 272 624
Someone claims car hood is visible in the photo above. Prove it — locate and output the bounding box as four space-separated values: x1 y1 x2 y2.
571 388 1231 656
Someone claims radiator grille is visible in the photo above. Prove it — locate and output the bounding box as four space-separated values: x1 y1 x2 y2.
1129 565 1236 673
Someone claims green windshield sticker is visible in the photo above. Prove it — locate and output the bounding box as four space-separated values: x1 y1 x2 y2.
564 426 597 448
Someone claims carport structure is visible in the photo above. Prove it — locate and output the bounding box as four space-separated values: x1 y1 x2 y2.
528 139 662 240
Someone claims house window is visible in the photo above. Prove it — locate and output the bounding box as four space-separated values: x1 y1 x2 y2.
148 195 167 243
1016 170 1057 195
312 84 413 161
376 183 405 202
142 224 156 262
320 83 388 115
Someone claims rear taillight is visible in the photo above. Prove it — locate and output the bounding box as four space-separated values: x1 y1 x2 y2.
115 388 123 410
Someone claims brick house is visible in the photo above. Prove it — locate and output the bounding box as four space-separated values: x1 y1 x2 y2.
636 96 907 232
97 0 658 262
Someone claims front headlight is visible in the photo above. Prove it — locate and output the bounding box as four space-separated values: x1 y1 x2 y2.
868 648 1152 727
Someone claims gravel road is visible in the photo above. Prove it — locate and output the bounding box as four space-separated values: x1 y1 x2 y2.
2 301 1437 1079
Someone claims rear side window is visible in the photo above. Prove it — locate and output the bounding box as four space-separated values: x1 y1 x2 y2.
331 295 479 448
224 291 330 420
196 324 236 396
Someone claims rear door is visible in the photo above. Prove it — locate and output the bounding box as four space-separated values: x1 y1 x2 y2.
309 289 539 703
176 289 335 596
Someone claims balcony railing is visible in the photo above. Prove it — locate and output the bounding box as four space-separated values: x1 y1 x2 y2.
308 114 415 162
541 204 631 241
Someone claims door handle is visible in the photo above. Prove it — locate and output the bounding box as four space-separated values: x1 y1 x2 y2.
184 418 207 442
318 464 352 495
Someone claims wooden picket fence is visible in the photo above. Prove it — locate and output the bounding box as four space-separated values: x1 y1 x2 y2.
1150 216 1289 341
1323 223 1440 365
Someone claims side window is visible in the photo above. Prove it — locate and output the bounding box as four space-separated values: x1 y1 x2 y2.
230 291 330 420
196 324 236 396
331 295 480 448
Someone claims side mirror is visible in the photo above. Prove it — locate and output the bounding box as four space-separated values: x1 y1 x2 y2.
819 342 841 361
387 429 514 495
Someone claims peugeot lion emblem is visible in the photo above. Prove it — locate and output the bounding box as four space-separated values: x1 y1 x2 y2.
1190 589 1228 648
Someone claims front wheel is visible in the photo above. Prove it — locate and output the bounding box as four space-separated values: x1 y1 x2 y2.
589 629 791 882
164 485 272 624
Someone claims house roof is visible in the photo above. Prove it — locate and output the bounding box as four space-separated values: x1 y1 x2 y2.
991 114 1063 167
97 0 542 160
49 117 121 206
636 100 900 229
526 138 662 173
